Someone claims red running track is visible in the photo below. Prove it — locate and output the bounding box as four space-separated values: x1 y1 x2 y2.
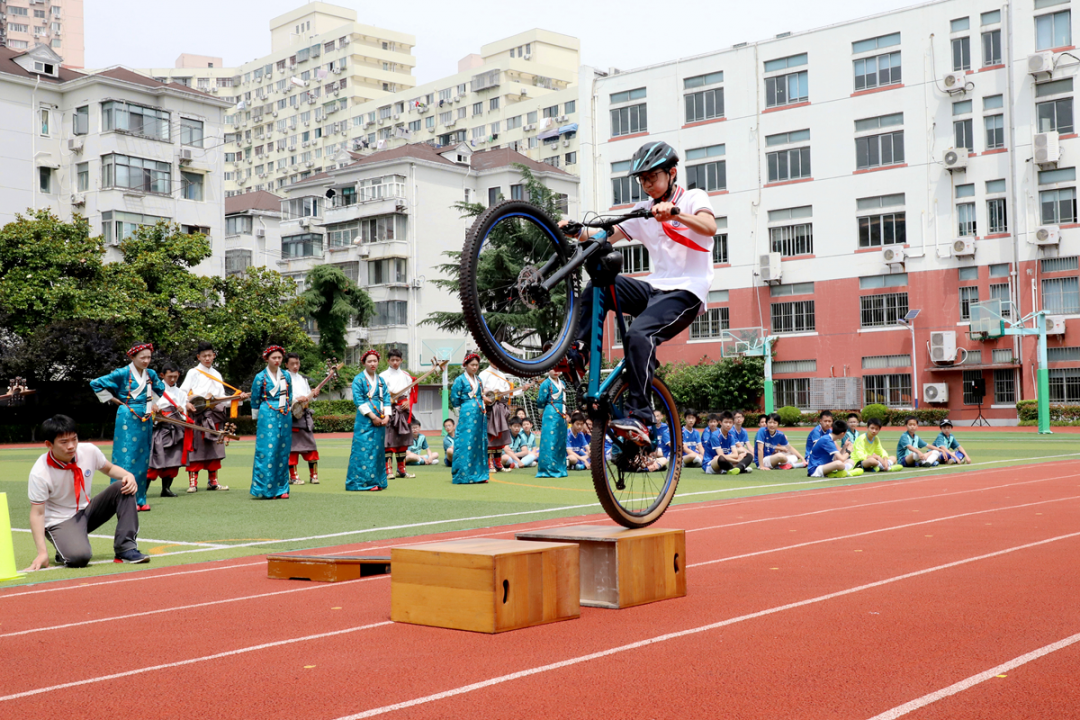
2 462 1079 719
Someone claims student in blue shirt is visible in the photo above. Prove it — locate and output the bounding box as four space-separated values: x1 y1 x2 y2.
805 410 834 457
843 413 861 452
700 413 721 470
406 420 439 465
706 411 753 475
681 409 703 467
933 419 971 464
441 418 455 467
651 409 672 469
566 411 590 470
521 418 538 461
807 419 863 478
897 416 942 468
755 412 806 469
732 411 751 454
504 418 538 468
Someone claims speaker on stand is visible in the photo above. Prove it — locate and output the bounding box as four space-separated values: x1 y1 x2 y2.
969 377 989 427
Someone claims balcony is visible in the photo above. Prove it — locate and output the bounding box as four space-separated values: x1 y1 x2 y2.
322 183 408 224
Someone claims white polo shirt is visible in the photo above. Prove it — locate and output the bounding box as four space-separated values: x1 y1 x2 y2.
27 444 108 527
618 185 715 310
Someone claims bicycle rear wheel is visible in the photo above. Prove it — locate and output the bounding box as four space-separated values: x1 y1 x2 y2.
590 374 682 528
459 200 580 377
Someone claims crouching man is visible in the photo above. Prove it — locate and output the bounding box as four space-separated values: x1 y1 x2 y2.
26 414 150 570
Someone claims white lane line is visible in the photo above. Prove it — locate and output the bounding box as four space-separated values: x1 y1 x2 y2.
330 531 1080 719
865 631 1080 719
0 560 267 598
687 495 1080 568
8 528 227 549
0 621 394 703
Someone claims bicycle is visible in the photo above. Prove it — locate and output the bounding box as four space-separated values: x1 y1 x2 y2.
459 200 683 528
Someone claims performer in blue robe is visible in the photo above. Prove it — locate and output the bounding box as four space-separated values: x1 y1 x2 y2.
535 368 569 479
90 342 166 511
450 352 488 485
346 349 391 491
249 345 293 499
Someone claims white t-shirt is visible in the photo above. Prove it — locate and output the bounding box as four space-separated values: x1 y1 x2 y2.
618 186 715 309
180 364 224 399
28 444 109 527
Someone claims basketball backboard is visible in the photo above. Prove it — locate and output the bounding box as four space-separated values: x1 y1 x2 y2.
420 338 469 366
969 299 1007 339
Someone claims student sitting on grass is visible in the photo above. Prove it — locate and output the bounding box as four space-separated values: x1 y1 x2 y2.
520 418 538 463
442 418 455 467
700 413 721 471
406 420 439 465
681 409 703 467
843 413 861 452
851 418 899 472
707 411 754 475
934 419 972 464
504 418 538 468
897 416 942 468
732 411 751 454
651 408 672 470
807 419 864 479
805 410 834 457
758 415 768 429
755 412 806 470
567 412 591 470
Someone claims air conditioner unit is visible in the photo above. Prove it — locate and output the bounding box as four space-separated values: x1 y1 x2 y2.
343 36 351 45
333 68 341 75
1028 51 1055 75
356 244 370 256
289 145 297 152
524 123 535 131
309 98 317 105
524 53 531 60
272 111 278 117
255 228 266 238
1046 314 1067 335
520 89 528 96
447 119 456 127
71 193 85 206
1034 224 1061 246
427 127 435 133
176 148 193 163
393 113 400 120
411 278 423 288
557 115 568 123
923 383 949 403
211 87 219 94
378 117 385 125
882 246 906 264
299 218 311 228
302 141 309 148
758 252 782 283
930 330 957 363
453 95 462 103
395 202 407 212
952 238 976 257
304 121 311 127
563 138 570 147
67 138 84 153
1034 131 1060 165
943 147 968 171
942 72 967 91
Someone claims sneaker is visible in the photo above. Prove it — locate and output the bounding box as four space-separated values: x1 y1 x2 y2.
610 417 651 447
187 485 197 494
778 463 794 470
848 468 864 477
889 464 904 472
742 466 753 474
310 476 320 484
137 504 151 512
279 492 289 499
793 462 807 469
206 483 229 491
826 469 852 478
114 549 151 564
728 468 740 476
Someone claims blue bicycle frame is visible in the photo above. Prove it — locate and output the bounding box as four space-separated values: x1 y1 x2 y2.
582 229 627 403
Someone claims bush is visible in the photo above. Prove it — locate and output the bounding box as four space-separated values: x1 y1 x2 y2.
314 414 356 433
657 356 766 415
861 404 890 425
309 399 355 417
777 406 802 427
1016 400 1080 423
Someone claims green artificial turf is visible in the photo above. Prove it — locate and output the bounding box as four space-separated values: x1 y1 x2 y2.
2 430 1076 587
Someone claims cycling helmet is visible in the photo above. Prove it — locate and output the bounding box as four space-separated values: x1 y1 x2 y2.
629 141 679 176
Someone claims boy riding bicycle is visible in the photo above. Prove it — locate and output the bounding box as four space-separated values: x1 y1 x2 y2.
560 141 717 445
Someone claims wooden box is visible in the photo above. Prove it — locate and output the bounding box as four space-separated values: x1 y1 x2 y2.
390 538 580 633
267 555 391 582
516 525 685 609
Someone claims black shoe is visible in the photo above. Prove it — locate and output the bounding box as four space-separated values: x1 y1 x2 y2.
114 549 151 564
160 488 177 498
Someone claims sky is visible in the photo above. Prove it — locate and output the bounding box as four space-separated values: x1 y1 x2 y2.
86 0 929 78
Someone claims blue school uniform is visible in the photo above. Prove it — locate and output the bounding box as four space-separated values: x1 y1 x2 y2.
567 429 589 469
655 423 672 458
249 368 293 498
450 373 488 484
933 433 964 460
701 427 721 466
897 432 929 463
535 377 568 478
755 427 790 464
805 424 827 457
682 427 702 457
346 372 391 491
716 428 740 457
807 435 840 476
442 434 454 467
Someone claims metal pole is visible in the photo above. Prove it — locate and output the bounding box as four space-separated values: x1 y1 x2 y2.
909 319 918 409
1036 312 1052 434
441 363 450 433
763 336 775 413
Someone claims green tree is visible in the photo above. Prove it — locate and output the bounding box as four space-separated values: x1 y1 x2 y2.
657 355 766 412
300 264 374 361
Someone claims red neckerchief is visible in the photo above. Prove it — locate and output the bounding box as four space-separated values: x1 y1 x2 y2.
46 451 86 511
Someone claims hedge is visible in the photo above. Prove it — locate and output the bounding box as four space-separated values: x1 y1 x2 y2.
1016 400 1080 423
309 399 356 417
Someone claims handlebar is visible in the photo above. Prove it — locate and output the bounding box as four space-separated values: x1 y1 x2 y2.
563 206 680 237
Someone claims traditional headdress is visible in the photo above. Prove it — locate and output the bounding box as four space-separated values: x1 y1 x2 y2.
361 348 381 363
262 345 286 360
463 351 481 365
127 342 154 358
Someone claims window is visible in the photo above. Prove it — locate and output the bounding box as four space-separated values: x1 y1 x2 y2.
38 167 51 193
373 300 409 326
952 36 971 71
225 249 253 277
957 202 977 237
509 184 525 201
856 131 904 170
527 110 538 124
685 86 724 123
864 373 912 407
102 154 171 194
101 211 168 245
1043 277 1080 314
994 369 1016 404
689 307 730 339
960 369 984 405
181 172 203 201
506 115 521 130
1036 10 1071 51
954 117 974 151
859 273 908 290
1042 255 1079 272
490 98 500 111
685 158 726 192
862 355 910 369
488 187 500 206
611 103 647 137
770 282 815 297
765 71 808 108
1040 187 1077 224
775 359 818 373
225 216 253 235
73 106 88 136
985 114 1005 149
776 379 811 410
860 292 909 327
565 100 577 114
713 232 728 264
982 29 1002 65
990 282 1012 317
767 147 811 183
858 211 906 247
39 108 50 136
102 101 170 141
853 32 901 53
1036 97 1073 133
181 118 204 147
76 163 88 192
281 197 323 220
854 52 901 91
619 245 650 273
988 198 1008 233
770 222 813 256
959 285 980 320
369 258 407 285
611 160 645 205
282 233 323 258
610 88 647 104
565 152 577 165
771 300 815 333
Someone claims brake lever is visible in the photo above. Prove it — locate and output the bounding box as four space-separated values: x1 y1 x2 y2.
562 221 583 237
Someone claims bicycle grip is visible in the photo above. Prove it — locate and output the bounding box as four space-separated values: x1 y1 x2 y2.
670 206 681 216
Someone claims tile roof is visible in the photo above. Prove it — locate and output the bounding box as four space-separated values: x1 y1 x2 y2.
469 147 572 176
225 190 283 215
0 46 84 84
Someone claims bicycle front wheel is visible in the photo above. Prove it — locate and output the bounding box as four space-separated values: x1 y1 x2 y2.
590 374 682 528
459 200 580 377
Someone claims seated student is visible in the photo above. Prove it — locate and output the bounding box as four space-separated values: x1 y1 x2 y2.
566 411 591 470
584 418 594 445
806 419 864 479
406 420 439 465
806 410 834 457
707 411 754 475
442 418 456 467
652 409 672 469
681 409 703 467
934 419 972 464
843 413 861 452
700 413 722 471
852 417 899 472
26 415 150 570
520 418 538 464
732 411 751 454
513 406 528 424
755 413 807 470
758 415 768 429
897 416 942 468
504 418 538 468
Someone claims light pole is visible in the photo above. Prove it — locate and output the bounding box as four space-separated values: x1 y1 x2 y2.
900 309 921 409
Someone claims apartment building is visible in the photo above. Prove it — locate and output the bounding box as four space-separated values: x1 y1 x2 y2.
277 142 579 369
0 0 84 68
134 2 416 198
224 190 283 276
585 0 1080 424
0 44 230 275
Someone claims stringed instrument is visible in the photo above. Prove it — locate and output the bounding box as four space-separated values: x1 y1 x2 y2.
483 379 537 406
291 361 344 419
188 394 243 415
152 409 240 445
390 358 449 408
0 377 35 407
